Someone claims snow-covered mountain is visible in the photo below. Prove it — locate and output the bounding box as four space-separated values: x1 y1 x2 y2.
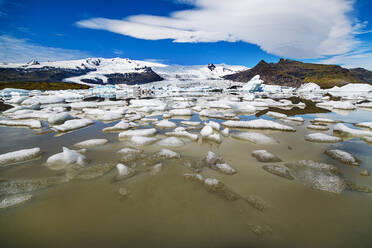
0 58 247 86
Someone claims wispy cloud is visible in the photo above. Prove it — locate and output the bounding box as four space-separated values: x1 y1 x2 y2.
319 49 372 70
76 0 365 60
0 35 90 63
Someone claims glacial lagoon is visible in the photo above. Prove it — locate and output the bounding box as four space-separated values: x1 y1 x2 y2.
1 88 372 248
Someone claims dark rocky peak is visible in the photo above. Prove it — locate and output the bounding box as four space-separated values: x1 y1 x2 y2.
85 58 101 66
25 59 40 66
208 63 216 71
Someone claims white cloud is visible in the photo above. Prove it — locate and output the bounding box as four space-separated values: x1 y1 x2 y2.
0 35 90 63
319 50 372 70
76 0 363 59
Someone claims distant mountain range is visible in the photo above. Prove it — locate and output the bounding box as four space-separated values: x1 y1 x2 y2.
0 57 371 89
224 59 372 88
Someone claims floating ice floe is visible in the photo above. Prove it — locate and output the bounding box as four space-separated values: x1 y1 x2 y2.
355 122 372 129
48 112 74 124
157 137 185 147
316 101 356 110
313 118 337 123
46 147 86 168
119 128 157 138
204 132 222 143
53 118 94 132
285 116 304 122
130 99 165 108
252 150 281 162
204 151 236 175
231 132 277 145
262 165 294 180
22 96 65 105
325 149 360 166
116 163 133 177
130 136 158 146
70 101 98 110
117 147 143 155
181 121 200 126
74 139 108 148
334 123 372 137
265 111 287 119
221 128 229 136
357 102 372 108
307 124 329 131
285 160 345 194
305 133 341 143
151 163 163 175
0 193 33 209
200 125 213 137
199 109 237 119
0 147 41 166
154 149 180 159
0 119 42 129
296 82 322 93
98 112 122 122
103 121 138 132
155 119 177 128
222 119 295 131
206 120 220 130
6 96 28 104
165 129 198 141
169 108 193 116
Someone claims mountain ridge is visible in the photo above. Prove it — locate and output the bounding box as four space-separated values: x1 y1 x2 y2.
223 58 372 88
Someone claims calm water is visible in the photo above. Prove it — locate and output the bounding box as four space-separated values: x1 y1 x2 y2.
1 110 372 248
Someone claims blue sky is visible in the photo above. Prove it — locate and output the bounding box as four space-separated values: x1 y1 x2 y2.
0 0 371 69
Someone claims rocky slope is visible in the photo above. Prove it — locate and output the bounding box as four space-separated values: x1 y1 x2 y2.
223 59 372 88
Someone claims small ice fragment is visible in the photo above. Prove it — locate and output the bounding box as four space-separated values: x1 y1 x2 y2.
74 139 108 148
0 147 41 166
157 137 185 147
222 119 295 131
155 120 177 128
0 194 32 209
252 150 281 162
48 112 74 125
119 128 157 138
307 124 329 131
0 119 42 129
232 132 277 144
130 136 158 146
325 149 360 166
46 147 86 167
53 118 94 132
155 149 181 159
221 128 229 136
200 125 213 137
305 133 341 143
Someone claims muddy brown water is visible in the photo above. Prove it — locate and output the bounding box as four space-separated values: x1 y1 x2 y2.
1 110 372 248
